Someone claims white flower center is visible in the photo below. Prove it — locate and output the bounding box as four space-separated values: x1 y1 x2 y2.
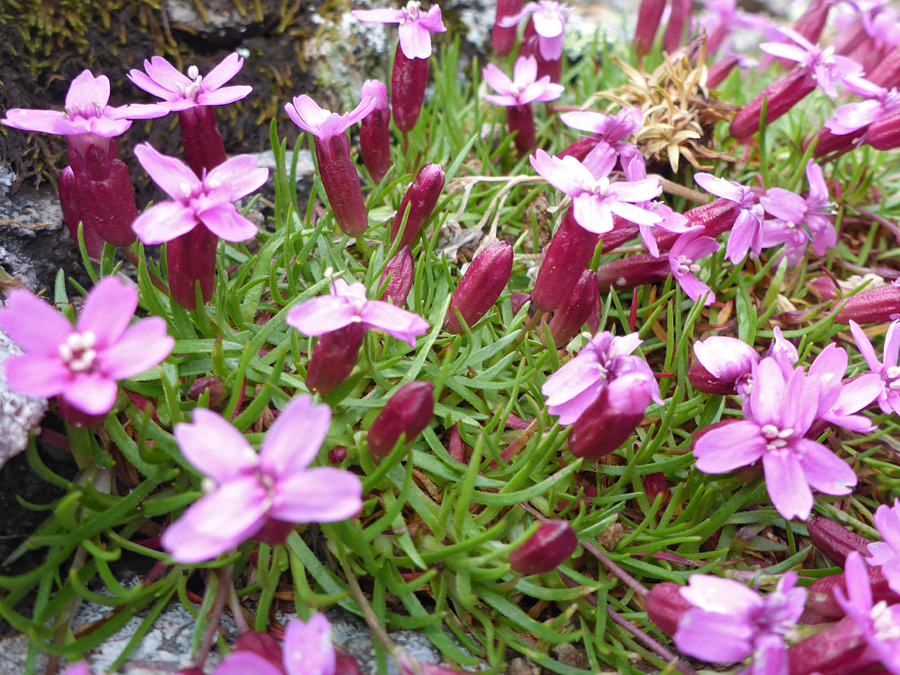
760 424 794 450
675 254 701 276
178 66 204 99
58 330 97 373
404 1 421 20
872 601 900 642
591 177 610 196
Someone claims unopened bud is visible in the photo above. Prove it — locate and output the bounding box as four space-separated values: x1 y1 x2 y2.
645 582 692 635
806 563 898 617
367 381 434 457
730 67 818 140
392 163 445 249
595 253 670 292
379 246 415 306
165 223 218 309
305 323 366 396
58 398 107 428
867 44 900 89
834 283 900 324
511 292 531 316
392 45 429 132
808 276 839 301
328 446 348 463
445 242 514 334
74 156 139 248
633 0 665 55
492 0 523 55
786 615 867 675
177 105 228 176
232 631 283 670
360 79 392 184
548 270 599 347
569 374 652 458
507 104 537 156
791 0 830 51
509 520 578 575
555 134 604 162
643 472 671 505
808 516 872 567
59 166 105 258
187 375 227 408
447 423 466 462
706 55 740 89
533 208 599 312
662 0 692 52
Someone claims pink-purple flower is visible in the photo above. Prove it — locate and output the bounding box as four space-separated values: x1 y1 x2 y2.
162 397 363 563
760 27 863 98
668 229 719 305
284 95 376 141
694 172 765 264
851 319 900 415
0 277 173 417
499 1 570 61
530 146 662 234
693 335 759 392
559 107 644 167
675 573 805 671
482 56 564 107
807 343 881 433
541 331 660 425
287 278 429 348
127 53 252 112
693 357 858 520
352 2 447 59
131 143 268 245
868 500 900 597
827 76 900 135
1 70 165 140
215 614 335 675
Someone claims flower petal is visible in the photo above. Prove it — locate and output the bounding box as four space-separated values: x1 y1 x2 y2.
260 396 331 478
62 372 118 416
269 468 363 523
162 476 268 563
399 20 433 59
0 289 73 355
175 408 258 482
762 450 813 521
216 653 284 675
695 173 745 203
351 8 405 23
482 64 513 96
97 317 174 380
65 71 110 111
573 196 614 234
1 109 70 134
283 614 336 675
287 296 358 336
205 155 269 203
133 143 201 202
796 438 857 496
198 204 258 242
5 355 69 398
202 53 244 91
77 277 137 349
680 575 762 614
144 56 192 91
359 300 429 347
127 68 176 100
674 610 753 663
131 202 198 245
694 420 766 473
197 85 253 107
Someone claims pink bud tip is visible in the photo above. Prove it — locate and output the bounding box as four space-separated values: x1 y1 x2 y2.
379 246 415 306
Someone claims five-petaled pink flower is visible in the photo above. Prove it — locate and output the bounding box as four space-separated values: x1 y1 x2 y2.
483 56 564 107
668 229 719 306
352 2 447 59
284 95 376 142
559 107 644 169
827 77 900 136
530 145 662 234
1 70 165 141
760 26 862 98
127 53 252 112
850 319 900 416
694 172 765 264
131 143 268 244
499 1 570 61
287 278 429 348
0 277 174 417
675 573 806 672
163 397 363 563
693 357 858 520
541 331 660 425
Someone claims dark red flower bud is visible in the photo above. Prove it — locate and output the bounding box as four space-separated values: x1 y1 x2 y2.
808 126 865 160
367 381 434 457
533 208 599 312
548 270 599 346
492 0 523 55
509 520 578 575
595 254 670 292
569 377 652 459
328 446 348 463
645 582 692 635
511 292 531 316
808 276 839 301
808 516 872 567
178 669 206 675
360 79 392 184
706 56 740 89
187 375 227 409
806 563 898 618
336 648 365 675
166 224 218 309
787 616 868 675
634 0 666 55
834 284 900 324
392 163 445 249
662 0 692 52
730 67 818 140
72 156 138 248
232 631 283 670
447 423 466 462
792 0 830 52
59 165 105 258
177 105 228 177
643 472 671 505
315 133 369 236
305 323 366 396
255 518 296 546
444 241 514 334
507 104 538 156
379 246 415 306
866 109 900 151
868 44 900 89
392 45 429 132
832 16 868 56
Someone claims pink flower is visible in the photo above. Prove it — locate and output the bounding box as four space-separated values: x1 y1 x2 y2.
694 173 764 263
1 70 165 139
760 27 863 98
215 614 336 675
483 56 564 107
807 343 882 433
620 154 691 257
0 277 174 417
162 397 363 563
127 53 252 112
668 229 719 305
352 2 447 60
131 143 268 244
850 319 900 415
530 146 662 234
835 552 900 672
675 573 805 670
560 107 643 148
690 335 759 395
499 1 570 61
541 331 660 425
693 357 858 520
868 500 900 597
284 95 376 141
287 278 429 348
826 77 900 135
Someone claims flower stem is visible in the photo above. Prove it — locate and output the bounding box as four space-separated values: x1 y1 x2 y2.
194 564 233 670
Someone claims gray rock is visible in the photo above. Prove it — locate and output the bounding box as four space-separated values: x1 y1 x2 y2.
0 328 47 471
